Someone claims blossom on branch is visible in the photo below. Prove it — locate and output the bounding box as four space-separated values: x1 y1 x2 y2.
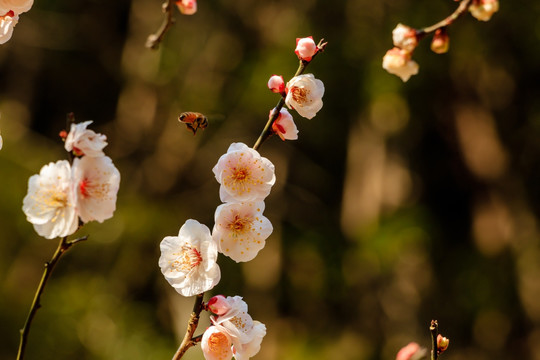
176 0 197 15
285 73 325 119
212 201 272 262
267 75 285 94
210 296 267 360
159 220 221 297
271 108 298 141
295 36 317 61
392 24 418 52
64 120 108 157
22 160 79 239
212 142 276 203
469 0 499 21
201 326 234 360
72 155 120 223
382 47 419 82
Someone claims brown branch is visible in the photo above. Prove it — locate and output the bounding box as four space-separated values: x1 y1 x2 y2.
146 0 176 50
252 39 328 151
172 293 205 360
17 236 88 360
417 0 472 38
430 320 439 360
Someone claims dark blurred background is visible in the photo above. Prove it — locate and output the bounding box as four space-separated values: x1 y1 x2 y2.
1 0 540 359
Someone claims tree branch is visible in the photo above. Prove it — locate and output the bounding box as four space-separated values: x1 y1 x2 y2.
146 0 176 50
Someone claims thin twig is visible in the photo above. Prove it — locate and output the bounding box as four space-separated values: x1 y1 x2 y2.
17 235 88 360
252 39 328 151
172 293 205 360
146 0 176 50
417 0 472 38
430 320 439 360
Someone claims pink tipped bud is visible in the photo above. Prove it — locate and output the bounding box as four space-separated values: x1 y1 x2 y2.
267 75 285 94
207 295 230 316
437 334 450 353
469 0 499 21
396 342 427 360
295 36 317 61
176 0 197 15
271 108 298 141
431 28 450 54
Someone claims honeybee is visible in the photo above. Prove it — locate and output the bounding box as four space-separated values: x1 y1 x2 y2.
178 112 208 135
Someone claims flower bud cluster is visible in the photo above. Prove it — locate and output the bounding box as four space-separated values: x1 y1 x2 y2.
22 120 120 239
0 0 33 44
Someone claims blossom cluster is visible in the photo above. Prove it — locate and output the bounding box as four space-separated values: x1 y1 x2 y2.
383 0 499 82
266 36 325 140
22 121 120 239
0 0 33 44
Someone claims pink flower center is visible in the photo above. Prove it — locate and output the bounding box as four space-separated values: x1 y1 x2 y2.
172 246 203 273
232 168 248 181
79 178 90 198
229 215 252 234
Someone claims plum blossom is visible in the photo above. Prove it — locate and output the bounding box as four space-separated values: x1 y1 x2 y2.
396 342 427 360
212 201 272 262
210 296 267 360
159 219 221 297
176 0 197 15
208 295 231 316
271 108 298 141
285 73 325 120
0 11 17 45
212 143 276 203
267 75 285 94
64 120 107 157
382 47 419 82
0 0 34 15
469 0 499 21
201 326 234 360
295 36 317 61
22 160 79 239
392 23 418 52
72 155 120 223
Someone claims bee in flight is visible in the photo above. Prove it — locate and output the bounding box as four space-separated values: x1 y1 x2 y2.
178 112 208 135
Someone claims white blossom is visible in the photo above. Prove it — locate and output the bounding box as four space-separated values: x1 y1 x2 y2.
0 11 17 45
285 74 325 119
201 326 233 360
392 23 418 52
0 0 33 15
271 108 298 141
72 155 120 223
22 160 79 239
212 201 272 262
382 47 419 82
64 120 108 157
212 143 276 203
159 220 221 297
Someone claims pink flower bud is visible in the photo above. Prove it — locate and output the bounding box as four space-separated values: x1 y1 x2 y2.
271 108 298 141
295 36 317 61
267 75 285 94
176 0 197 15
396 342 427 360
207 295 230 316
437 334 450 353
431 28 450 54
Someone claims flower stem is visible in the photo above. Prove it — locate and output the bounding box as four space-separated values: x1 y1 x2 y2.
172 293 205 360
417 0 472 38
146 0 176 49
252 39 328 151
430 320 439 360
16 235 88 360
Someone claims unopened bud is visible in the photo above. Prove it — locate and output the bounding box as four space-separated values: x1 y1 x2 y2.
207 295 230 316
431 28 449 54
295 36 318 61
392 23 418 52
396 342 428 360
469 0 499 21
437 334 450 353
175 0 197 15
267 75 285 94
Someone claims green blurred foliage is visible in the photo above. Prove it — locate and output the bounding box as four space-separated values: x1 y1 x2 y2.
1 0 540 359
